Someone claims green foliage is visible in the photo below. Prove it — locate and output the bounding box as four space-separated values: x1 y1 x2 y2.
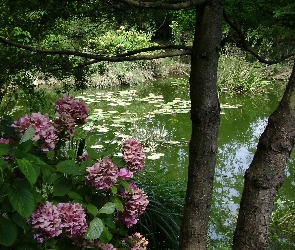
0 97 150 249
133 170 185 249
269 198 295 249
88 27 157 56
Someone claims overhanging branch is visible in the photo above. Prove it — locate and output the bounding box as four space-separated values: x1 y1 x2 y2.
223 10 295 65
121 0 206 9
0 37 192 63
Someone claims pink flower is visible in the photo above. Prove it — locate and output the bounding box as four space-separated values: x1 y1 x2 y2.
122 138 145 172
57 202 88 239
29 201 62 242
124 233 149 250
12 113 57 152
29 202 88 242
118 182 149 228
118 168 133 180
55 96 89 126
86 157 118 191
54 112 76 139
78 151 89 161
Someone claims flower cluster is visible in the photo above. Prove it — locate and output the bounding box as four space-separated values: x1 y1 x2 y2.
54 96 89 139
29 202 88 242
86 157 118 191
123 233 149 250
12 112 57 152
118 182 149 228
122 138 145 172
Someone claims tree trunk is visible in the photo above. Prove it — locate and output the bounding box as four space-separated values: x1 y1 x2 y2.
233 60 295 249
179 1 223 249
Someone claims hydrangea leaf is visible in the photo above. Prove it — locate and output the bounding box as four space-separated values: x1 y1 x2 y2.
0 143 10 156
0 217 18 246
16 158 38 185
87 203 99 217
98 202 116 214
53 178 73 196
19 125 34 144
99 226 113 244
8 180 35 219
84 217 104 240
111 196 124 211
118 179 133 194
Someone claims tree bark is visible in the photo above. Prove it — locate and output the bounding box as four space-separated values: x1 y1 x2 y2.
233 59 295 249
179 1 223 249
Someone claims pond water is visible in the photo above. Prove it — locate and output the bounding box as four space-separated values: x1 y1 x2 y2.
10 79 294 245
73 79 295 241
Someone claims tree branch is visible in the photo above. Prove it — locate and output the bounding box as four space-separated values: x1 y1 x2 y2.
0 37 191 64
121 0 206 9
223 10 295 65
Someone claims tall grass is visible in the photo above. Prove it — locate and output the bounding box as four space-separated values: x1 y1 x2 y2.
133 170 185 249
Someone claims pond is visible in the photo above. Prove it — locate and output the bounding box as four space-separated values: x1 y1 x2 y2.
72 79 295 243
9 79 295 246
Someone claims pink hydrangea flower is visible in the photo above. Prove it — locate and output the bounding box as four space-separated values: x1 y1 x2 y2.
29 202 88 242
12 113 57 152
78 151 89 161
86 157 118 191
57 202 88 239
54 96 89 139
118 182 149 228
55 96 89 126
54 112 76 139
29 201 62 242
124 233 149 250
118 168 133 180
122 138 145 172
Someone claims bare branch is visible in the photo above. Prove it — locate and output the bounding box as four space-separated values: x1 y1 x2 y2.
121 0 206 9
223 10 295 65
0 37 191 64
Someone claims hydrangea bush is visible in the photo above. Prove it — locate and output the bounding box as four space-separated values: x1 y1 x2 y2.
0 96 149 249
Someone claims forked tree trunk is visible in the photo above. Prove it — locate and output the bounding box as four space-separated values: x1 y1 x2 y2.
179 1 223 249
233 60 295 249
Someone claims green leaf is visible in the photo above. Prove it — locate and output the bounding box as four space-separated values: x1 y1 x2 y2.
118 179 132 194
84 217 104 240
0 217 18 246
110 186 117 195
19 125 34 144
111 196 124 211
16 158 38 185
57 160 76 168
12 212 30 231
57 166 85 176
99 226 113 243
8 180 35 219
0 143 10 156
53 178 72 196
67 191 83 200
98 202 116 214
87 203 99 217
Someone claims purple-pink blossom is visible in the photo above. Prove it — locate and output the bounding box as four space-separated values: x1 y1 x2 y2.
12 113 57 152
29 202 88 242
118 182 149 228
55 96 89 126
54 96 89 139
124 233 149 250
57 202 88 239
29 201 62 242
122 138 145 172
78 151 89 161
118 168 133 180
86 157 118 191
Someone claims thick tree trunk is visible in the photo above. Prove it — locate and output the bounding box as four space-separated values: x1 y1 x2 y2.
233 60 295 249
179 1 223 249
